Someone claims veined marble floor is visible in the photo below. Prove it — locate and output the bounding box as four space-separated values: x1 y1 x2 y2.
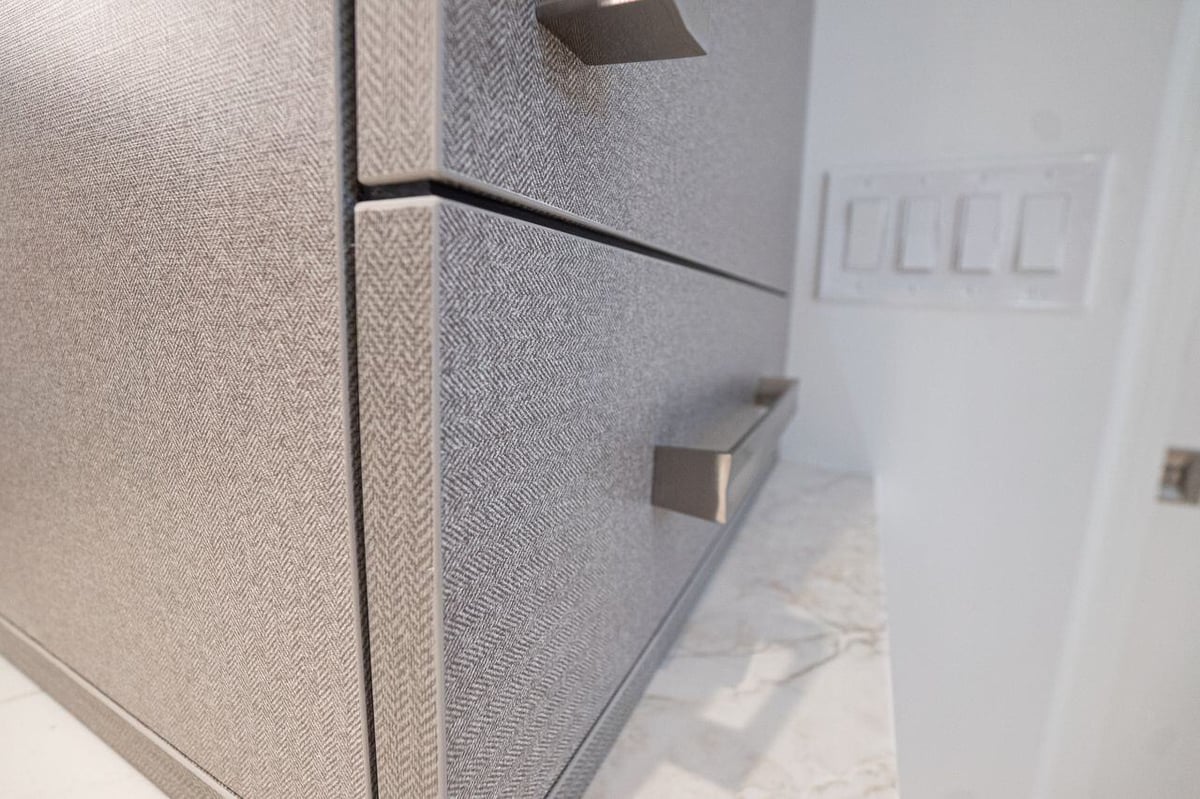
0 461 898 798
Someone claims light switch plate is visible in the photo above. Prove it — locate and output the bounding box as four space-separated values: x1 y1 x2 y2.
816 155 1106 310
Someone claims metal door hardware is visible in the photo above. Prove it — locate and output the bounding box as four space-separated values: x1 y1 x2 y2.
1160 448 1200 505
536 0 709 65
652 378 798 523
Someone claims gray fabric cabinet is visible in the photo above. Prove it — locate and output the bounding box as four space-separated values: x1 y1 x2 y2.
357 0 812 292
0 2 810 798
356 198 789 799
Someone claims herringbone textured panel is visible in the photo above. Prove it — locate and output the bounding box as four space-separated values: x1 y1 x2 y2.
431 202 789 799
355 199 444 799
356 0 812 291
0 3 370 798
356 0 438 182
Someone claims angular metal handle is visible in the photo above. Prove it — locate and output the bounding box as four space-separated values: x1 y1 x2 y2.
536 0 709 66
653 378 798 523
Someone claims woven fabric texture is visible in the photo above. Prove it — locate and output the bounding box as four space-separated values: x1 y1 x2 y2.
430 201 788 799
355 199 444 799
356 0 812 292
0 4 370 798
356 0 439 182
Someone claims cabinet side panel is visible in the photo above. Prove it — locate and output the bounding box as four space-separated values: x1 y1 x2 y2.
355 199 445 799
0 4 370 798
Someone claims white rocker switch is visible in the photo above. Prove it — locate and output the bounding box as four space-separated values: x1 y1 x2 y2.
1017 193 1070 273
898 197 940 272
956 194 1002 273
844 198 888 271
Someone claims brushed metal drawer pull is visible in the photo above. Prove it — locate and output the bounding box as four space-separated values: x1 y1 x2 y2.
535 0 709 66
652 378 798 523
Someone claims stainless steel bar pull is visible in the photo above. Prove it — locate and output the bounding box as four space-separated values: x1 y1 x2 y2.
653 378 798 523
536 0 710 66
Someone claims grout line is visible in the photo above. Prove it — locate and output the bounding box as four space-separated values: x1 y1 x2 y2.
359 180 790 299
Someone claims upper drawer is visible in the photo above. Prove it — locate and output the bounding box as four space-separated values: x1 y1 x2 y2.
355 0 812 292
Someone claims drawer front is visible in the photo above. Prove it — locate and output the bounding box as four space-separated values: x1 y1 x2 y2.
356 0 812 292
355 197 789 799
0 4 370 799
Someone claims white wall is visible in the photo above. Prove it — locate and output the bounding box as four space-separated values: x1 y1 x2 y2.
780 2 1183 798
1037 5 1200 791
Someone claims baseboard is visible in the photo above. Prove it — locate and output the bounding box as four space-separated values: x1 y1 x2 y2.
0 614 237 799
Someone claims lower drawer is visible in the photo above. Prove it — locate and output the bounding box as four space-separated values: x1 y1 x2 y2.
355 197 790 799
